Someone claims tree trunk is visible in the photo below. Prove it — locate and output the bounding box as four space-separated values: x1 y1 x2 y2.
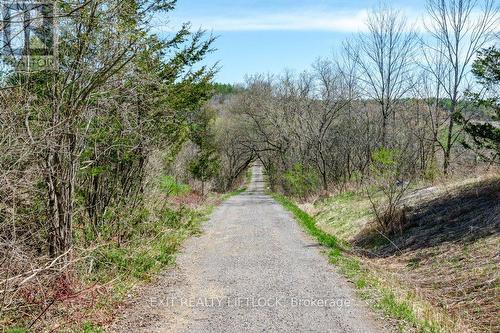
443 107 455 175
46 147 75 262
45 112 77 262
381 114 387 147
322 171 328 192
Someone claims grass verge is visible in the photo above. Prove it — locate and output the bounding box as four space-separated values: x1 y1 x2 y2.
3 187 246 333
272 193 445 333
272 194 345 250
220 186 247 201
82 189 245 331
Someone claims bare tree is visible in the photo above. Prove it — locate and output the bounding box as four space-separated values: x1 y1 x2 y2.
299 60 351 191
415 46 449 176
424 0 498 174
356 6 418 146
214 102 255 191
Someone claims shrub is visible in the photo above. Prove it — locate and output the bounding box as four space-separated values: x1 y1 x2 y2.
282 164 319 199
368 148 413 233
160 176 191 197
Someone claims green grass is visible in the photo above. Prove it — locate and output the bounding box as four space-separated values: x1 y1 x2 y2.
220 187 246 201
4 328 27 333
88 205 206 283
78 323 105 333
375 291 442 333
272 193 345 250
314 191 374 241
159 175 191 196
273 192 444 333
70 189 244 332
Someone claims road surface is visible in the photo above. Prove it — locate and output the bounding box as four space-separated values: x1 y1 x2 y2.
112 165 387 333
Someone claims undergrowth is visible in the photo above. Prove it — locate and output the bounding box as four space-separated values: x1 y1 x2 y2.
77 182 249 331
4 174 248 332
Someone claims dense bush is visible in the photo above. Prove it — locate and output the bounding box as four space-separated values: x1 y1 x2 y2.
283 164 320 199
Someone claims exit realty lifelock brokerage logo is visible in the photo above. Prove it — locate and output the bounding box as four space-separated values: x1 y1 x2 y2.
1 0 56 71
149 296 352 309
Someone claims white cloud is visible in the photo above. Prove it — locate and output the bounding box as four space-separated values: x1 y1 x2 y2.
152 9 371 33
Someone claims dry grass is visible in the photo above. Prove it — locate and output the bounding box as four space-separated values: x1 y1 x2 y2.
301 191 374 241
312 175 500 332
370 234 499 332
0 190 222 332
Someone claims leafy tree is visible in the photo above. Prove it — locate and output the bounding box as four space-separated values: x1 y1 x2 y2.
283 163 319 199
189 151 220 195
0 0 216 258
459 46 500 163
212 83 238 95
189 107 220 195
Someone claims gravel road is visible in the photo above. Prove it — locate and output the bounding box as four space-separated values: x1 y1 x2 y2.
111 165 387 333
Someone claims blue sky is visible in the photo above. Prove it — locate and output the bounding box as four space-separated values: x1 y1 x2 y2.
154 0 428 84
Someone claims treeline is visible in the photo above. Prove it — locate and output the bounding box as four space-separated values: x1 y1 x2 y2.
214 0 499 225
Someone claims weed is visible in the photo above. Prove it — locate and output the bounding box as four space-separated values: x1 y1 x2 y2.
79 322 105 333
160 176 191 197
4 328 27 333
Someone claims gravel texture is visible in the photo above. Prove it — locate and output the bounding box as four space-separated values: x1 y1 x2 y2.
111 165 388 333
